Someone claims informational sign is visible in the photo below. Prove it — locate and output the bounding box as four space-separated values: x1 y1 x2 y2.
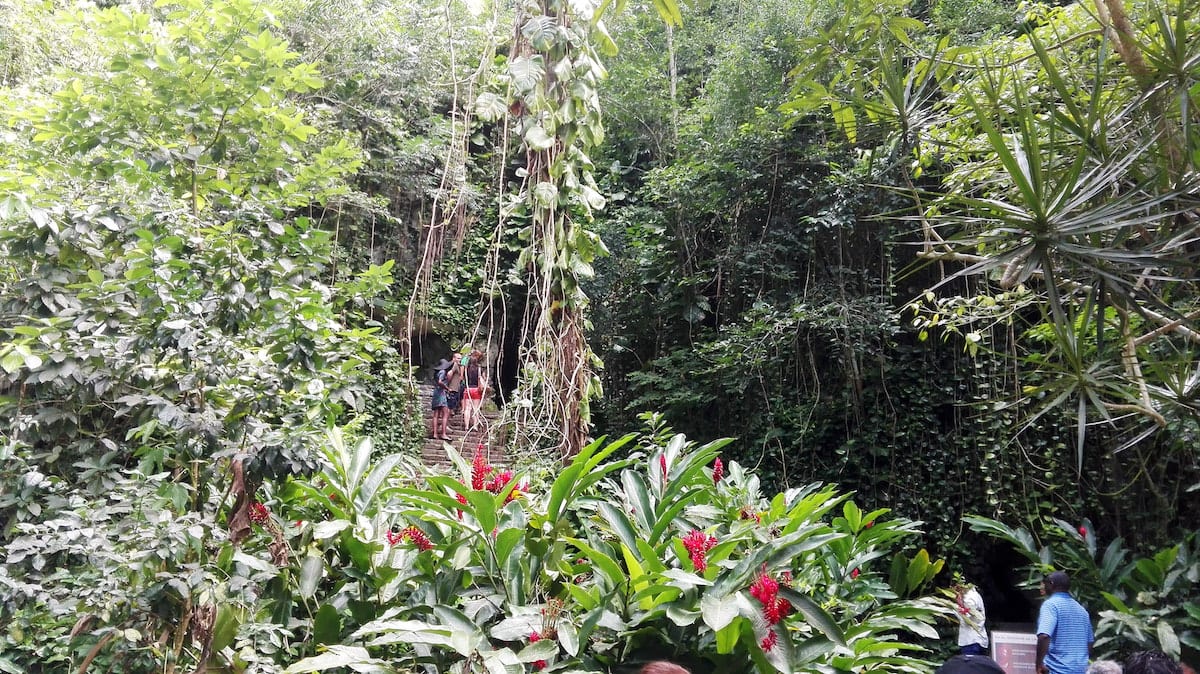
992 631 1039 674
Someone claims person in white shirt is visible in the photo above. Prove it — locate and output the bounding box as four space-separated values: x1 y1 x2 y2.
955 580 988 655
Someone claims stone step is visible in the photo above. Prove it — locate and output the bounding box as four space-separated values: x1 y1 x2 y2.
416 381 507 470
420 444 509 471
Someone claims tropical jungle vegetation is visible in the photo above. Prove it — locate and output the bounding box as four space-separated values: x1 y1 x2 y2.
0 0 1198 671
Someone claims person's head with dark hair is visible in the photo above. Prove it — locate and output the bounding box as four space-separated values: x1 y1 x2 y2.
1043 571 1071 593
1124 651 1183 674
639 662 691 674
1088 660 1123 674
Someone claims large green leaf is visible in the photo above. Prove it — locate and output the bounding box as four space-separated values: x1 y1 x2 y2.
283 645 380 673
298 554 325 599
701 590 740 631
434 605 487 656
778 585 846 647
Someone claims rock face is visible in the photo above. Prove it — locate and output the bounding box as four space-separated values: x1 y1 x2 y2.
416 384 503 469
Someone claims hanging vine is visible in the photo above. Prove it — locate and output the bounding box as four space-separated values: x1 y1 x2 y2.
496 0 613 457
405 0 680 457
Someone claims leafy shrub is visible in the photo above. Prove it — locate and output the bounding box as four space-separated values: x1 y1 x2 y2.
275 428 949 673
0 0 389 670
966 516 1200 660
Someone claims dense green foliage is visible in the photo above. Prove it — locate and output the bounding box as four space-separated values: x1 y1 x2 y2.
0 0 392 669
589 0 1200 556
966 516 1200 659
271 428 948 673
2 0 1199 670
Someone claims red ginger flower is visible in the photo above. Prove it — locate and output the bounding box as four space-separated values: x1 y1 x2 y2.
386 529 403 546
749 570 779 603
682 530 718 573
763 596 793 624
249 502 270 525
401 526 433 551
760 630 779 652
850 568 860 579
486 469 514 494
1078 525 1088 536
471 447 490 490
659 454 668 479
749 568 793 625
712 457 724 483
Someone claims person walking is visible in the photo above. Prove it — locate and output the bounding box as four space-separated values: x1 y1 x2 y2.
429 358 453 440
461 349 488 430
445 351 464 427
954 579 988 656
1036 571 1094 674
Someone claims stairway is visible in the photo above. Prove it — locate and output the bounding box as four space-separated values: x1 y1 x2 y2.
417 384 504 470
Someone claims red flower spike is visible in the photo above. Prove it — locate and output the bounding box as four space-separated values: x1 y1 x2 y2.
776 596 793 619
763 599 784 624
529 631 542 643
682 530 717 573
712 457 724 483
1078 525 1088 537
401 526 433 551
749 570 779 603
532 661 547 671
659 454 668 478
249 502 270 525
386 529 403 546
864 520 874 528
762 595 793 625
748 567 792 625
760 630 779 652
486 469 515 495
850 568 860 579
471 448 490 491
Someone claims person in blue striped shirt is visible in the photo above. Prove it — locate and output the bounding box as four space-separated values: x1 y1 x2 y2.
1036 571 1094 674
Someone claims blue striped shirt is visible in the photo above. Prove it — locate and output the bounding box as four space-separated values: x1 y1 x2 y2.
1037 592 1093 674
